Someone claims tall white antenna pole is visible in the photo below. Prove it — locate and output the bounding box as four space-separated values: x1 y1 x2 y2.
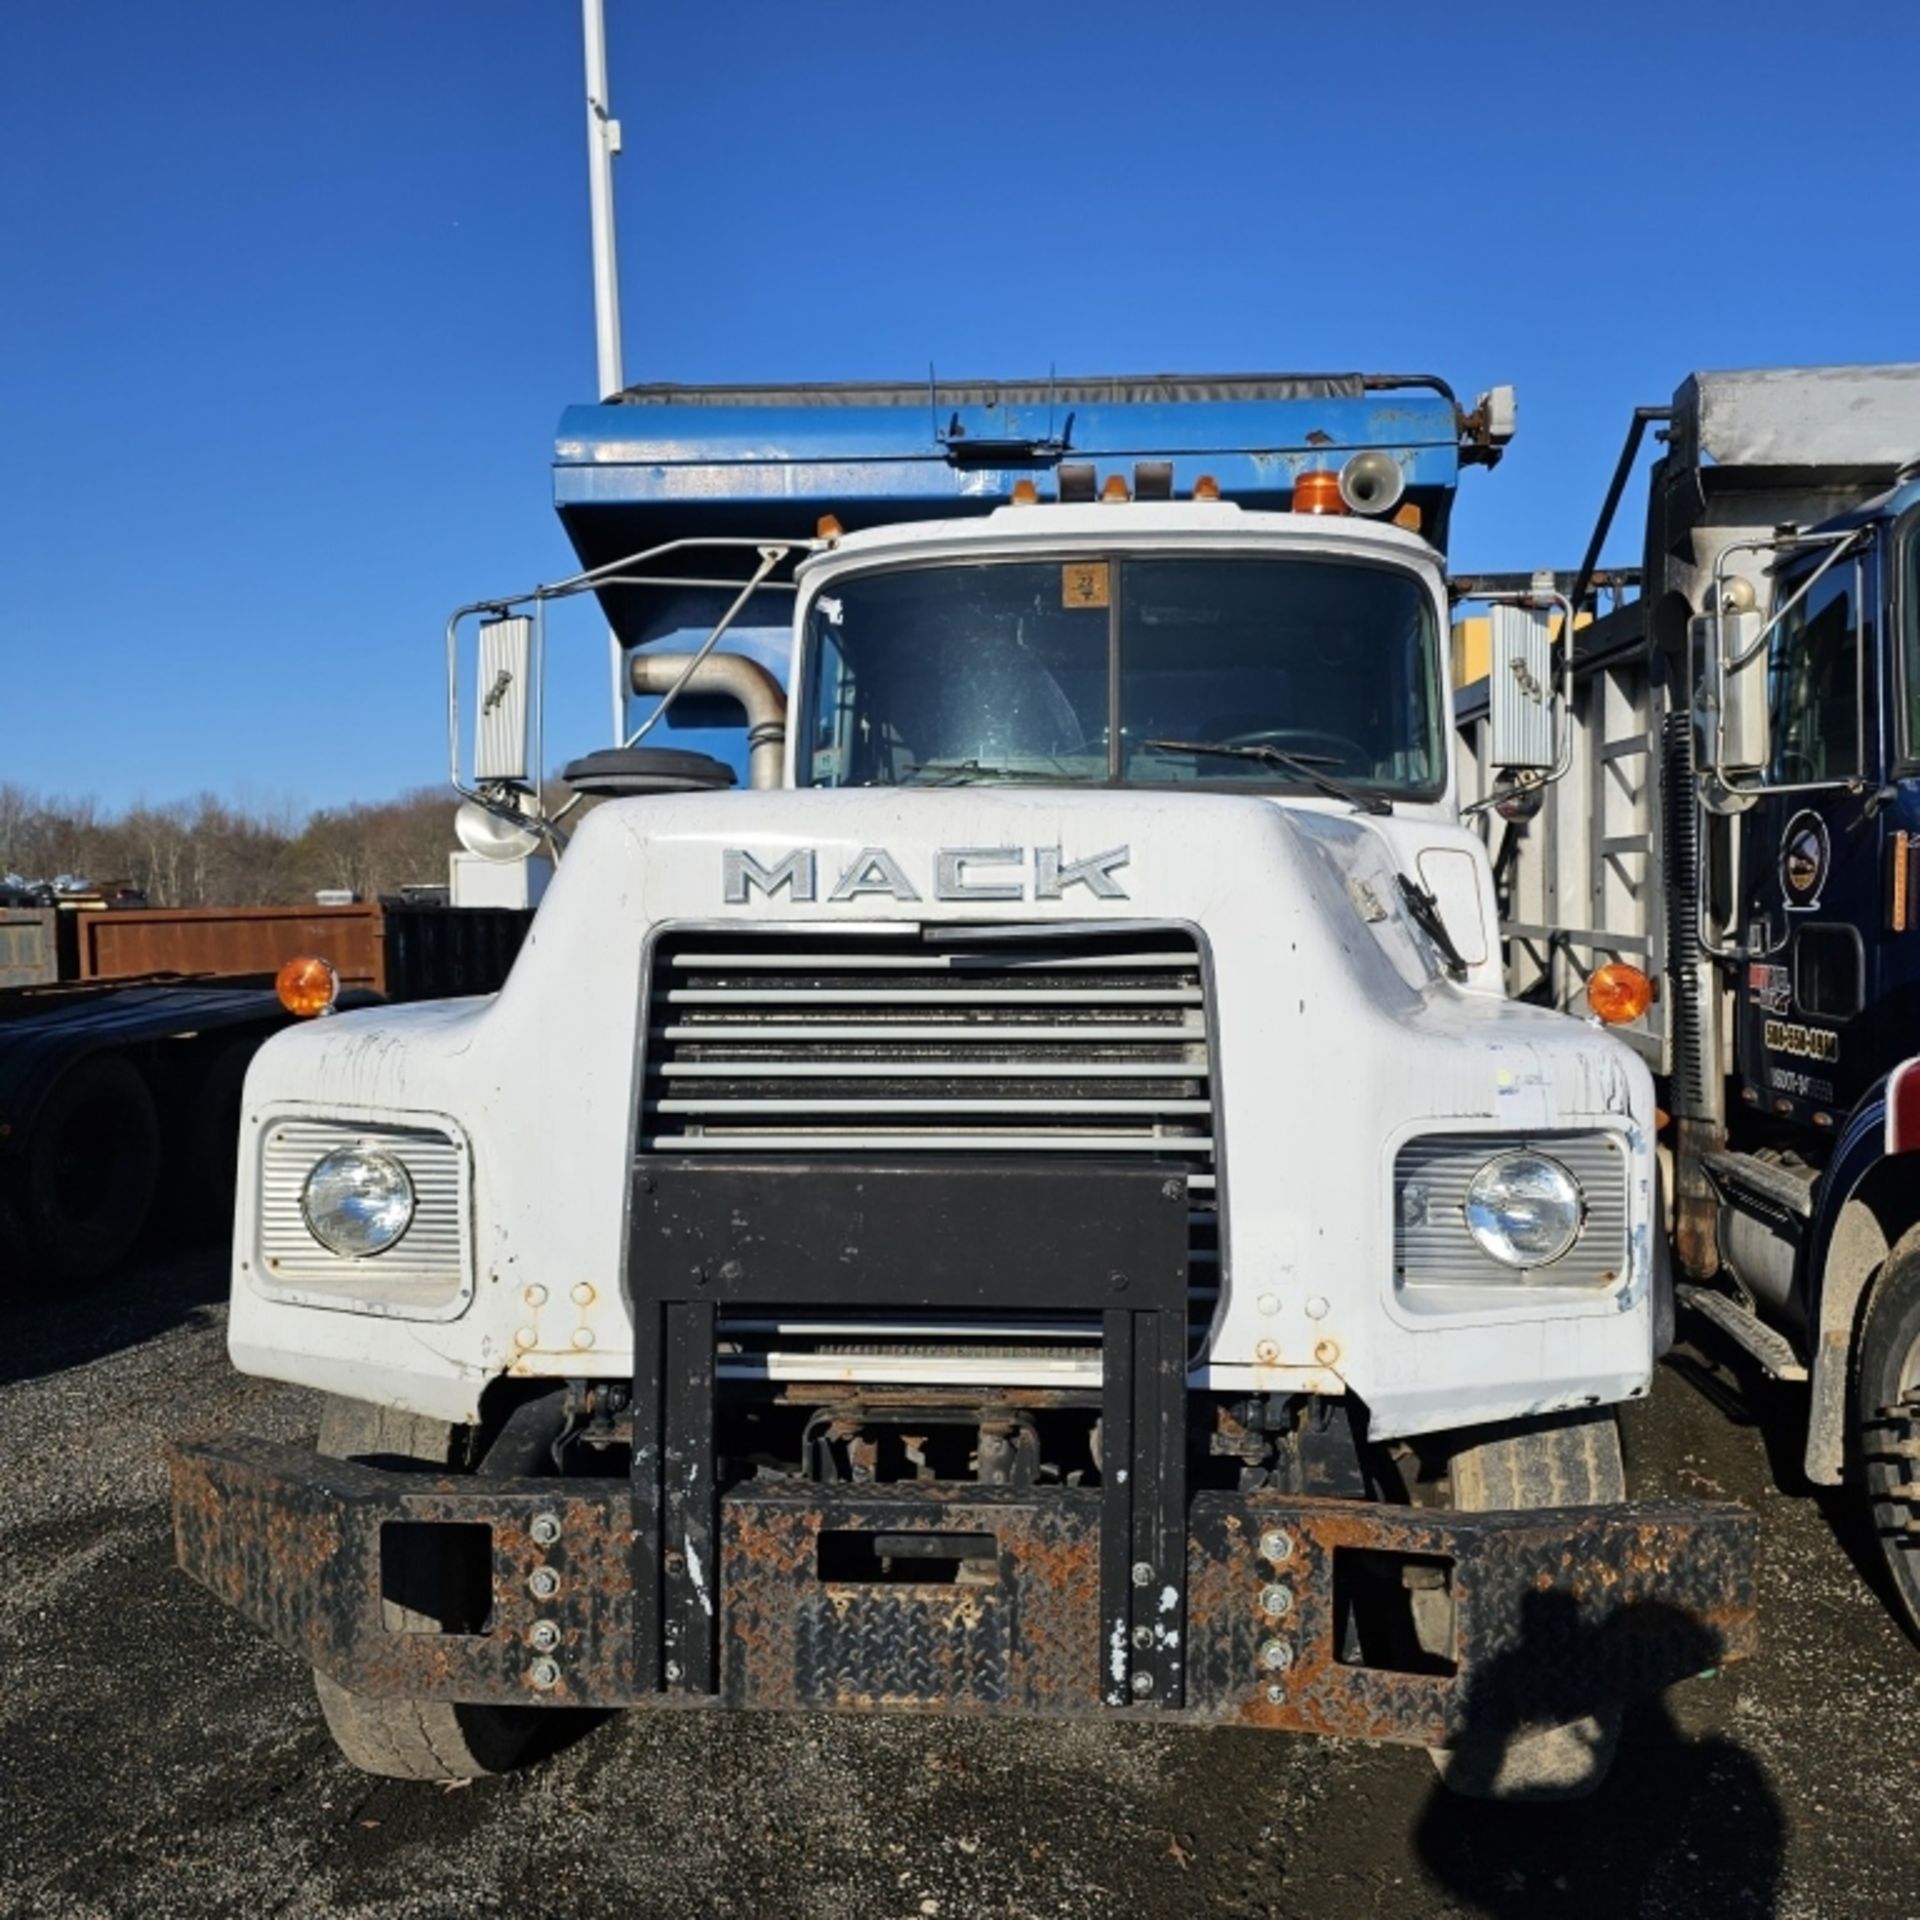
582 0 627 740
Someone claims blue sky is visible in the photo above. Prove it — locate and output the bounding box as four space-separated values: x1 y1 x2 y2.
5 1 1917 815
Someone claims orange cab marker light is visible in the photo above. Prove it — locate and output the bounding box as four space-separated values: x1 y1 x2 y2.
1192 474 1221 501
1393 502 1424 532
816 514 844 542
1292 470 1346 515
277 954 339 1019
1587 962 1654 1026
1100 474 1130 503
1009 479 1039 506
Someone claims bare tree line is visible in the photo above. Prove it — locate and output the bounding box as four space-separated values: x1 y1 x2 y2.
0 783 462 907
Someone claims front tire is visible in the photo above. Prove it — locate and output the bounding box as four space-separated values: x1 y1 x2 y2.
312 1397 583 1781
1426 1407 1626 1802
1855 1244 1920 1641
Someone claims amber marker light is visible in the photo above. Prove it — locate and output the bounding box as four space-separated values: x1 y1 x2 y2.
1192 474 1221 501
1009 479 1040 506
1587 962 1654 1026
816 514 844 542
277 954 340 1019
1292 470 1346 515
1100 473 1131 503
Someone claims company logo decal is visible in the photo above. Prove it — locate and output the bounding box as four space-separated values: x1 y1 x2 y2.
1780 810 1830 908
722 845 1132 905
1746 963 1791 1015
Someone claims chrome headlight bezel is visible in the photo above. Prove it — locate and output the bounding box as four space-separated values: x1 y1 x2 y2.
1463 1151 1585 1269
300 1144 417 1258
1393 1130 1627 1304
252 1110 471 1321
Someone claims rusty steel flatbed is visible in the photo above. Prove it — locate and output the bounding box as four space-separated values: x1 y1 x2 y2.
170 1434 1755 1749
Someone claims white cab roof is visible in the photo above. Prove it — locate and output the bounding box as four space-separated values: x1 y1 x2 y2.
799 501 1440 579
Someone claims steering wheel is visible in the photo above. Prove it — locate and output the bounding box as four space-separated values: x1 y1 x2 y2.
1217 727 1372 768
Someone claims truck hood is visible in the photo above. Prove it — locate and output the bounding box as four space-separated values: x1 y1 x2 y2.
236 787 1653 1439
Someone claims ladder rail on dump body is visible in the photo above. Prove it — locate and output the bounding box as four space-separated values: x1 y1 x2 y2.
1454 597 1672 1072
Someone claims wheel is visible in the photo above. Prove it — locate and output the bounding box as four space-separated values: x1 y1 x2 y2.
9 1051 161 1280
1424 1407 1626 1801
1855 1244 1920 1641
312 1396 594 1781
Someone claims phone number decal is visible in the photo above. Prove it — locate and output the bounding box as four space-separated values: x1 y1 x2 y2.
1764 1019 1839 1064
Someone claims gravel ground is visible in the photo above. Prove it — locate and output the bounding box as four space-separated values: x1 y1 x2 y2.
1 1250 1914 1920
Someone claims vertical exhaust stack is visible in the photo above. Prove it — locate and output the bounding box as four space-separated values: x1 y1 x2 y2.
580 0 624 403
582 0 628 743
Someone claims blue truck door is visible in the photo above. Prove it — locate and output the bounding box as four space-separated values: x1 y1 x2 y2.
1738 533 1885 1127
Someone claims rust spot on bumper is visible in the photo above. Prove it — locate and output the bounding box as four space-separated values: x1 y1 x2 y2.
721 1484 1102 1713
168 1437 638 1706
1185 1494 1756 1746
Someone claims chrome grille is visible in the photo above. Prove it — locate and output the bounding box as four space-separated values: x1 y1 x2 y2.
640 927 1220 1379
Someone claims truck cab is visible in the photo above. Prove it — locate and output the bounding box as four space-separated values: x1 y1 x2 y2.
171 372 1754 1800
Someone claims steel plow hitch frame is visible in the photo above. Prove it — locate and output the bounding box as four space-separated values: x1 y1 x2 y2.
169 1435 1756 1747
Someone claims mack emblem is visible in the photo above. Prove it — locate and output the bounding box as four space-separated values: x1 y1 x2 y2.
722 844 1132 905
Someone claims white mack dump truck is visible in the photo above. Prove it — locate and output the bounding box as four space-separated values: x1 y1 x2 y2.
171 374 1754 1800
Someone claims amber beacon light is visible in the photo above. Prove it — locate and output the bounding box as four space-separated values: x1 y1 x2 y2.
277 954 340 1019
1586 962 1654 1026
1291 470 1347 515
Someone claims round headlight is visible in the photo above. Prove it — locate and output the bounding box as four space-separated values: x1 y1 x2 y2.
1465 1152 1583 1269
301 1146 415 1258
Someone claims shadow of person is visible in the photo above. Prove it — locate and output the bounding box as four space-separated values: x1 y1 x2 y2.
1413 1592 1783 1918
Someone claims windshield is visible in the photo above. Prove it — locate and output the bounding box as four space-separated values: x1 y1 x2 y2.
799 554 1443 798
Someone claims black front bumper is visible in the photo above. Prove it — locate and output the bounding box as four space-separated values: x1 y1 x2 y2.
170 1436 1755 1748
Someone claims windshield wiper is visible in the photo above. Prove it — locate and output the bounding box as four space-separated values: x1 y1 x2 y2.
1142 738 1391 816
1396 873 1470 982
897 758 1085 787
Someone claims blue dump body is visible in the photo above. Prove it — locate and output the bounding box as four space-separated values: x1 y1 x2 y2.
553 373 1475 647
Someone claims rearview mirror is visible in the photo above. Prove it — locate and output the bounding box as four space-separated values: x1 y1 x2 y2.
1486 602 1556 773
474 615 534 786
1691 606 1768 800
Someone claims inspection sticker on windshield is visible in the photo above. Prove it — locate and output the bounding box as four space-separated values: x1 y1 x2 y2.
1062 561 1110 609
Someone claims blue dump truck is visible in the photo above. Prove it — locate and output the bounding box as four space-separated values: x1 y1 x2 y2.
173 370 1756 1800
1457 363 1920 1640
